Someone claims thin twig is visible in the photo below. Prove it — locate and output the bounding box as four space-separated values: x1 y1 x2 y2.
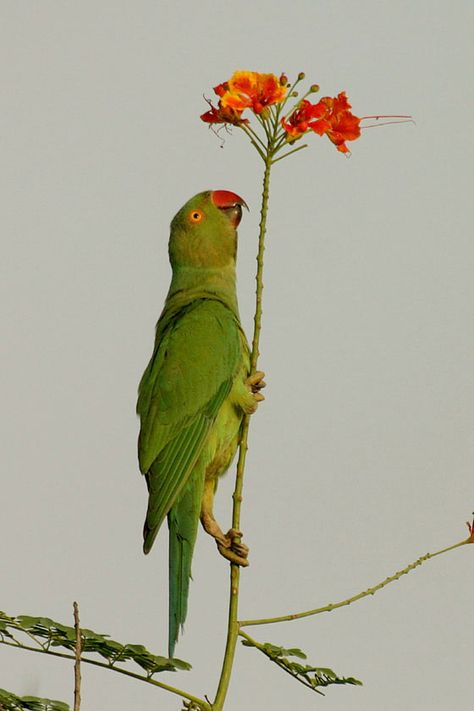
272 144 308 163
73 602 82 711
239 536 471 627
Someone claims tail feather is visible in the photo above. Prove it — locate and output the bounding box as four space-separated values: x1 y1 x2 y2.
167 468 204 658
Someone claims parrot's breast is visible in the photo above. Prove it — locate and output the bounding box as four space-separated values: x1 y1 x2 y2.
202 335 250 483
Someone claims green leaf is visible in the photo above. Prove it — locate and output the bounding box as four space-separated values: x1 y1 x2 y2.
241 635 363 694
0 689 70 711
0 611 191 677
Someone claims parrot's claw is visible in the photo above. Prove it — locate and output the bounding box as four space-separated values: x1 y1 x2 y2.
201 508 249 565
217 528 249 567
243 371 266 414
246 371 266 393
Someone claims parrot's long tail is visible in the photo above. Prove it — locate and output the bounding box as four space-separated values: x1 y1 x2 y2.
167 469 204 658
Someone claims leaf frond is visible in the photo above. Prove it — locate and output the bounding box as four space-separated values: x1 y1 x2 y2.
240 633 362 694
0 611 191 676
0 688 70 711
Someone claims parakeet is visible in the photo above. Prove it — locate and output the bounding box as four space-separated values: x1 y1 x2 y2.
137 190 265 657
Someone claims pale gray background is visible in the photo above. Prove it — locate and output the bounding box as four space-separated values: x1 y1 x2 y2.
1 1 473 709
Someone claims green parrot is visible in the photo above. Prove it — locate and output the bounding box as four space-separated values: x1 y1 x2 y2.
137 190 265 657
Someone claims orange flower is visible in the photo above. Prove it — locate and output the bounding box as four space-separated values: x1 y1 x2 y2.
281 91 361 153
281 100 328 140
317 91 361 153
218 71 287 115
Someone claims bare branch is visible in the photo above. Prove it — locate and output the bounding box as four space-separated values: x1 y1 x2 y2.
73 602 82 711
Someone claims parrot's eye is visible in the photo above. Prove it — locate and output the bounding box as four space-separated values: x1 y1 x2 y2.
188 209 204 224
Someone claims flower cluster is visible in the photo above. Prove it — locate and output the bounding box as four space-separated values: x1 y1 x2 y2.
201 70 362 155
201 70 287 126
282 91 361 154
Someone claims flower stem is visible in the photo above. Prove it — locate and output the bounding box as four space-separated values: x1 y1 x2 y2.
212 150 273 711
242 123 267 151
239 536 471 628
240 124 266 162
272 144 308 163
249 151 272 373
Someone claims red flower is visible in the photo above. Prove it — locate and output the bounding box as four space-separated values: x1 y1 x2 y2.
318 91 361 153
281 91 361 154
281 100 328 140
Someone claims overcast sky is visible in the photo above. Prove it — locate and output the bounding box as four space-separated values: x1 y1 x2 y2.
2 2 473 710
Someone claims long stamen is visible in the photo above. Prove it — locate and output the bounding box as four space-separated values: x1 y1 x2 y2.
362 114 412 120
360 114 414 130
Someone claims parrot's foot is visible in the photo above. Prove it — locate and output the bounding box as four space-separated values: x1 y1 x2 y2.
247 370 266 394
217 529 249 567
243 371 266 414
201 511 249 566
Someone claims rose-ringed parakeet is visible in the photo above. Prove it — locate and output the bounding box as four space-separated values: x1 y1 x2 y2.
137 190 264 656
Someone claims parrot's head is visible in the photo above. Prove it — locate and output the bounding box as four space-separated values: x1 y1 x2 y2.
169 190 248 269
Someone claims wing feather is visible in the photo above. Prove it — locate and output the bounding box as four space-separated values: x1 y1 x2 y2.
138 299 241 552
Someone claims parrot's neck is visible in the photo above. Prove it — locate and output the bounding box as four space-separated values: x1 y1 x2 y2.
167 264 240 317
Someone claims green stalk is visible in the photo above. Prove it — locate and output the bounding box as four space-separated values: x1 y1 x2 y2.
239 536 471 628
212 147 274 711
240 124 266 162
272 144 308 163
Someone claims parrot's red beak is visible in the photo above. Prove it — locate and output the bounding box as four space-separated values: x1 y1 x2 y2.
211 190 248 228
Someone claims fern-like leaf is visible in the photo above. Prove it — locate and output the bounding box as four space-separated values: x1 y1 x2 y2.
0 688 70 711
241 635 362 695
0 611 190 677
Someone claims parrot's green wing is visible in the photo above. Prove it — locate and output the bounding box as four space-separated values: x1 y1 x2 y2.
137 298 242 553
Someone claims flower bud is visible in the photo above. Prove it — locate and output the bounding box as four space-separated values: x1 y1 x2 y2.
310 84 320 93
279 73 288 86
298 72 305 80
291 91 299 97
